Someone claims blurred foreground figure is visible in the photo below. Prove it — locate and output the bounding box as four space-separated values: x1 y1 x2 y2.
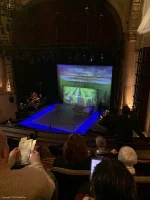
0 130 55 200
83 159 137 200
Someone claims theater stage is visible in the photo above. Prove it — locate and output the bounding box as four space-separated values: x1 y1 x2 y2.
19 104 99 135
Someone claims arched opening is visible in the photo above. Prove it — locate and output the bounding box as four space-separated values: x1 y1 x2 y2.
11 0 124 114
12 0 123 49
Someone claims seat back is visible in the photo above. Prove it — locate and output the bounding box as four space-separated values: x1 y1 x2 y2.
135 176 150 200
51 167 90 200
135 161 150 176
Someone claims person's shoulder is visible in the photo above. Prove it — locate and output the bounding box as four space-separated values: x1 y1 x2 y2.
12 166 44 178
13 167 53 193
12 166 48 182
0 167 53 199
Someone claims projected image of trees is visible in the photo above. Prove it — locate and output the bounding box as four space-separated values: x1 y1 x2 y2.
63 86 97 107
57 64 113 106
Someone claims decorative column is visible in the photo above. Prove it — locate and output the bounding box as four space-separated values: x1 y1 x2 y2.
0 16 17 121
121 0 142 108
4 58 15 93
122 31 137 107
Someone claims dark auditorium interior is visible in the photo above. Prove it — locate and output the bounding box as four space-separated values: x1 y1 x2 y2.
0 0 150 200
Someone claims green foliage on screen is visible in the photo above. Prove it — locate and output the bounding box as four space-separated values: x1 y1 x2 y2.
63 86 97 107
61 79 111 105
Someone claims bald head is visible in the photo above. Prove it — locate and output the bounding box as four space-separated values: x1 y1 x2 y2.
0 130 9 161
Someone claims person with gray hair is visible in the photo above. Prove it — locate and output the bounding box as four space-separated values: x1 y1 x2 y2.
96 136 106 151
118 146 138 175
95 136 118 158
0 129 55 199
95 136 111 157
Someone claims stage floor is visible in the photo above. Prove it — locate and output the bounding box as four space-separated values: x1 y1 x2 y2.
19 104 99 135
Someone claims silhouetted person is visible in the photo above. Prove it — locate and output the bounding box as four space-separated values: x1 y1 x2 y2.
114 106 135 150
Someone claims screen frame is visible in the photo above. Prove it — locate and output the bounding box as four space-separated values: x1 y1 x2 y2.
57 64 113 107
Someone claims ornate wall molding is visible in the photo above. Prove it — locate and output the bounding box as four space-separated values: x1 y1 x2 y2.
108 0 131 31
129 0 143 30
107 0 143 33
0 17 15 94
21 0 130 32
0 16 9 44
138 0 150 34
124 30 138 41
138 8 150 34
142 0 150 18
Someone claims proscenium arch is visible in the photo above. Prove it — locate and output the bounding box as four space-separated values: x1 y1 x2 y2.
107 0 125 32
25 0 124 34
105 3 123 35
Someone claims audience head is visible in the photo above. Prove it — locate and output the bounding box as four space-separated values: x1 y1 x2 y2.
118 146 137 175
0 130 9 167
95 136 106 150
91 159 136 200
122 105 130 116
63 134 88 165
